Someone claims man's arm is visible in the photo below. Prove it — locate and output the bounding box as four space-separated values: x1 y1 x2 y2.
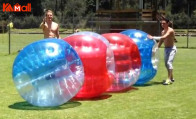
40 18 46 29
149 29 173 42
40 23 45 29
56 25 61 39
157 39 164 48
160 29 173 39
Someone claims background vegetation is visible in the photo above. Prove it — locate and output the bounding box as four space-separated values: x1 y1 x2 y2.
0 0 196 29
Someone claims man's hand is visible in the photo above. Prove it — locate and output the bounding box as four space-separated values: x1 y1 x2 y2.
40 17 47 29
147 34 153 39
43 17 46 24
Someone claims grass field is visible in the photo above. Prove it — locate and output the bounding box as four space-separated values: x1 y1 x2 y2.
0 30 196 119
0 28 196 54
0 28 69 54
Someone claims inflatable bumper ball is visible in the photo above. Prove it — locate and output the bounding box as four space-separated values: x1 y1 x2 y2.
63 35 113 98
12 38 84 107
121 29 159 85
102 33 141 91
70 31 115 77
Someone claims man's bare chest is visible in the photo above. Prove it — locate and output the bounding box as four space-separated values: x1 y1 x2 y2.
45 25 57 32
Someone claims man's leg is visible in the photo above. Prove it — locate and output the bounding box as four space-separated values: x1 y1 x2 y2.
163 68 173 85
163 47 176 85
168 69 173 81
167 47 177 81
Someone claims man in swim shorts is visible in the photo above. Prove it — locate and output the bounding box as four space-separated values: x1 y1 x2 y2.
148 18 177 85
40 9 61 39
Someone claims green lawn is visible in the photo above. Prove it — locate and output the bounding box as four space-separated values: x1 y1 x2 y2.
0 29 69 54
0 29 196 55
0 33 195 119
175 36 196 48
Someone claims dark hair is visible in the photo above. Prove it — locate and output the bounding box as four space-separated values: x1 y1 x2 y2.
162 18 170 23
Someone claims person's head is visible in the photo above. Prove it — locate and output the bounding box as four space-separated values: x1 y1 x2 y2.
45 10 53 21
161 18 170 28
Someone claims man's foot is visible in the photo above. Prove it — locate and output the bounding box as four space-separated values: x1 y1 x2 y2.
163 79 172 85
163 79 175 83
171 79 175 82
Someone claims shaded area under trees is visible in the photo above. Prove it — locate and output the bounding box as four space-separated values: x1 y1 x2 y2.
0 0 196 29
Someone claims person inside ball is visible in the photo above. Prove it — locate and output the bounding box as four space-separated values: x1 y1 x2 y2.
40 9 61 39
148 18 177 85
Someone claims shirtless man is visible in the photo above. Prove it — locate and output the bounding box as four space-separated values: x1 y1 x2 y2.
148 18 177 85
40 10 60 39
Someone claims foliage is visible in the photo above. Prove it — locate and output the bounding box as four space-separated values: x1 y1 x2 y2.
168 12 191 29
12 15 42 29
170 0 188 14
60 0 87 28
85 0 96 13
0 20 8 33
1 0 196 29
191 10 196 25
167 0 196 28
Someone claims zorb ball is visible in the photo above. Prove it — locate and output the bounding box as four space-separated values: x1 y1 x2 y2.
12 38 84 107
102 33 141 91
63 35 113 98
121 29 159 85
71 31 115 77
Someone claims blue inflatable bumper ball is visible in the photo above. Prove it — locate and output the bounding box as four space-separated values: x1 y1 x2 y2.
121 29 159 85
12 38 84 107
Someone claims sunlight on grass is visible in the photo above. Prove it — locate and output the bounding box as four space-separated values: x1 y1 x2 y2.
0 46 195 119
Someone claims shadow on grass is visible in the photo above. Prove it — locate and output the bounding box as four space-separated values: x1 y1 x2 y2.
71 94 112 101
107 86 138 94
134 81 163 87
8 101 81 110
72 87 139 101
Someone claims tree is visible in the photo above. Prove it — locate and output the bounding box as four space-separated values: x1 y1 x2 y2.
61 0 87 28
85 0 96 14
1 0 196 29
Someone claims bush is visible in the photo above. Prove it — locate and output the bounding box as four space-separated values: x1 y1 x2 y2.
191 10 196 27
0 20 8 33
167 12 196 29
13 15 43 29
172 12 190 29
